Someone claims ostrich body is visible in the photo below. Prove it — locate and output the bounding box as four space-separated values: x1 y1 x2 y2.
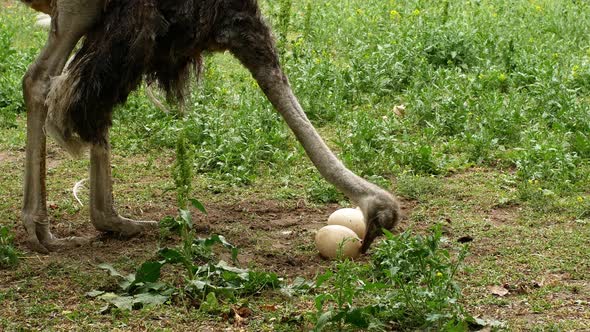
19 0 401 254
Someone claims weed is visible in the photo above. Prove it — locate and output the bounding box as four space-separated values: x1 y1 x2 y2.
313 226 471 331
0 21 24 128
276 0 292 55
395 172 441 201
93 96 281 312
0 226 19 269
371 227 469 330
314 259 379 331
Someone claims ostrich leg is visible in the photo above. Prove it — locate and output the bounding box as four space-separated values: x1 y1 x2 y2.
22 0 103 253
89 142 157 235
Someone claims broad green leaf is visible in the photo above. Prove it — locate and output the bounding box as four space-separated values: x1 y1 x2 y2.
200 234 239 263
189 198 208 215
179 209 192 229
97 263 124 278
133 292 169 307
200 292 219 313
216 260 248 276
98 292 134 311
109 295 136 310
343 307 373 328
85 290 105 297
315 271 333 287
159 247 185 264
314 310 334 331
134 261 163 284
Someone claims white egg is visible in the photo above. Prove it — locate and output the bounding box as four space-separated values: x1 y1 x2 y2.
327 208 366 238
315 225 362 259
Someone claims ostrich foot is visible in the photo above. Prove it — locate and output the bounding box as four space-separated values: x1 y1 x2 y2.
43 234 91 252
24 220 89 253
91 213 158 237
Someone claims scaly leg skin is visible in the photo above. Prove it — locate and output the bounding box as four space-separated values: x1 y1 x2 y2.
89 143 158 236
21 0 104 253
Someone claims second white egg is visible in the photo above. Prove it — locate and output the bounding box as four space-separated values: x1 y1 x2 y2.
327 208 366 238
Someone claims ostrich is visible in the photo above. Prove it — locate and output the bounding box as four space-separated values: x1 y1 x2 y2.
19 0 401 254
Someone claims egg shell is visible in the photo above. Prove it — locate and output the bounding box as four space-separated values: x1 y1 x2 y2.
315 225 362 259
327 208 366 238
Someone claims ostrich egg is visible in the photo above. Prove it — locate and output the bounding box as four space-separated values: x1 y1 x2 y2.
327 208 366 238
315 225 362 259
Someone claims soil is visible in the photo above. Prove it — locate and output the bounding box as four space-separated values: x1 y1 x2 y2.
8 195 416 280
7 200 364 280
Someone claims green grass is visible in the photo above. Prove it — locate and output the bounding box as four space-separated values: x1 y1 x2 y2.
1 0 590 330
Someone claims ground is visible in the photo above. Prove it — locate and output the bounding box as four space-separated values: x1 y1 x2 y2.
2 0 590 330
1 140 589 330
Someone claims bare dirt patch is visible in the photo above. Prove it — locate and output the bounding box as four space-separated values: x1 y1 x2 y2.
193 200 341 278
8 199 349 280
0 150 19 164
488 206 520 227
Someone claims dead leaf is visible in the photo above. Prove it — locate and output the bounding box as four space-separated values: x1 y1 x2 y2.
230 306 252 326
488 285 509 297
393 105 406 117
260 304 278 312
234 306 252 318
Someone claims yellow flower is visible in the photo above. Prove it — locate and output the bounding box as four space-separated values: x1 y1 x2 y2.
498 73 507 82
412 9 420 16
436 272 443 277
390 10 401 20
572 65 580 77
577 196 584 203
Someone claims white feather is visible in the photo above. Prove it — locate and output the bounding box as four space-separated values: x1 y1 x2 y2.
72 178 88 207
35 14 51 29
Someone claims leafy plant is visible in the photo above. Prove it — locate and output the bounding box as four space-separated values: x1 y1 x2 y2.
0 226 19 269
313 260 379 331
93 101 281 311
87 261 173 311
371 226 469 330
313 226 470 331
276 0 293 54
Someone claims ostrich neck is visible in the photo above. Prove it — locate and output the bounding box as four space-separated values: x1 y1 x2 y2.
257 69 380 202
